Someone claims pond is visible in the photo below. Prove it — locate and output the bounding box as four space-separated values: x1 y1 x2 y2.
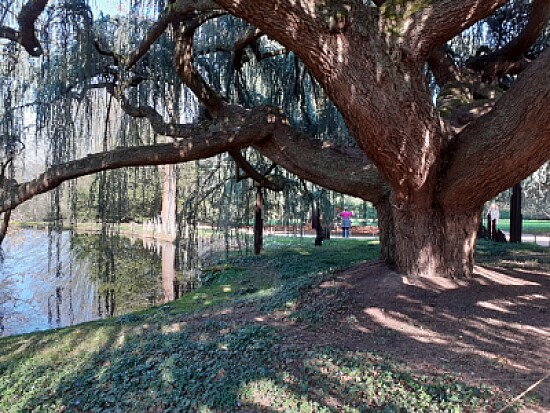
0 229 220 337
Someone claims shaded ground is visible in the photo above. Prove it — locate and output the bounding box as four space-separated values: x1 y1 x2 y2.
295 261 550 412
1 239 549 412
195 260 550 412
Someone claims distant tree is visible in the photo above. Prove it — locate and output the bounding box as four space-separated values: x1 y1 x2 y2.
0 0 549 278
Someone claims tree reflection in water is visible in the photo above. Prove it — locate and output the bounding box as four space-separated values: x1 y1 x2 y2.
0 228 214 337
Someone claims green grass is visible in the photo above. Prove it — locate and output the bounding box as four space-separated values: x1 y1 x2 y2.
497 219 550 234
0 237 527 412
476 239 550 267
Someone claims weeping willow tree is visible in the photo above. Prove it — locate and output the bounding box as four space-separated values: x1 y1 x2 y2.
0 0 549 278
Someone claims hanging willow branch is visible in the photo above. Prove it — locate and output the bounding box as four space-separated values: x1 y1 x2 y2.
0 105 281 212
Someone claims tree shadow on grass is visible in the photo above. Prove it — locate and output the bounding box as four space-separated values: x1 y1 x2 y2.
2 313 503 412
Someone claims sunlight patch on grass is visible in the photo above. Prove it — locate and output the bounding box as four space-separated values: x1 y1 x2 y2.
240 378 329 413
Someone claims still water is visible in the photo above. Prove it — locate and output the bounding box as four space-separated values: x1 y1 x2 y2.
0 229 213 337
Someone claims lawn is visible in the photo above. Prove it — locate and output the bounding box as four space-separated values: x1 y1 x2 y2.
0 237 546 412
497 219 550 234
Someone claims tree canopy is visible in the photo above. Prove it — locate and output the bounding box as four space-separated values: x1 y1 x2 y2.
0 0 549 278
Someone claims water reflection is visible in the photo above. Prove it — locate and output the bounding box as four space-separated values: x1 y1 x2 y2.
0 229 211 337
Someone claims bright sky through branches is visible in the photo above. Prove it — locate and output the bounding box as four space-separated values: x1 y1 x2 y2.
91 0 127 17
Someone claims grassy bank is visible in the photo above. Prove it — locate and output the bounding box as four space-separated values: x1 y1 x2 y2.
1 238 545 412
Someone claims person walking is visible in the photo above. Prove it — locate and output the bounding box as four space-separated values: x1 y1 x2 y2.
338 207 353 238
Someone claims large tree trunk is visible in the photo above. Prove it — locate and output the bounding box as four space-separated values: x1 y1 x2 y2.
377 197 481 278
375 195 396 265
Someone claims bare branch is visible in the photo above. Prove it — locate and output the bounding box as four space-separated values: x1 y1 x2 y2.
403 0 510 62
94 40 123 66
17 0 48 56
125 8 226 70
0 26 19 43
0 0 48 56
173 26 227 116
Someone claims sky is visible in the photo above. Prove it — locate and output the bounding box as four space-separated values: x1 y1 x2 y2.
90 0 129 17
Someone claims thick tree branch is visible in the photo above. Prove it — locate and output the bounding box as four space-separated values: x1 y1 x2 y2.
17 0 48 56
0 0 48 56
254 126 389 204
439 47 550 210
215 0 446 201
0 106 281 213
467 0 550 79
403 0 510 62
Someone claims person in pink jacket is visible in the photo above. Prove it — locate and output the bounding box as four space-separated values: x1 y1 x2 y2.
338 207 353 238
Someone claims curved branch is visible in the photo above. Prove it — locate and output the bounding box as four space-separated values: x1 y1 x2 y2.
126 8 226 70
117 94 198 137
467 0 550 79
404 0 509 62
254 125 389 203
0 0 48 56
17 0 48 56
173 26 227 116
0 106 280 213
439 47 550 210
